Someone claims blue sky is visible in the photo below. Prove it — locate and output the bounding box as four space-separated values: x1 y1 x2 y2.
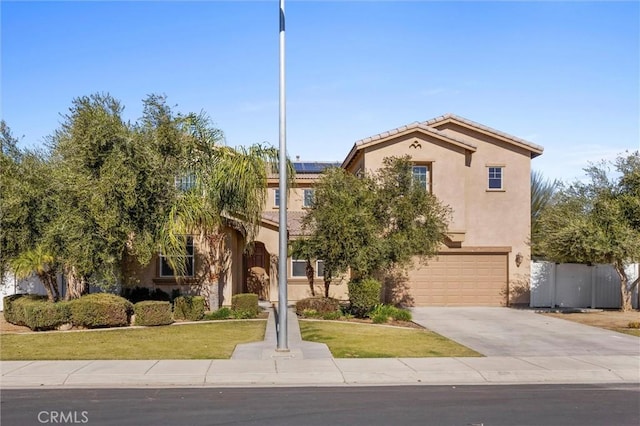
2 1 638 183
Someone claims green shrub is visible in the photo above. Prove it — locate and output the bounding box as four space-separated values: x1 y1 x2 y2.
231 293 260 318
348 278 381 318
134 301 173 326
322 311 342 320
392 308 412 322
369 304 413 324
295 297 340 317
173 296 206 321
23 301 71 331
204 307 233 320
4 294 47 326
69 293 133 328
301 308 320 318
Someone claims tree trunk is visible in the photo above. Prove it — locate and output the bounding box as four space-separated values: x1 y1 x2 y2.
64 267 88 300
613 262 633 312
38 272 57 302
306 260 315 297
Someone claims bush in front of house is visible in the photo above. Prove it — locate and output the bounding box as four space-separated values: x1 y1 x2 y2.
22 301 71 331
204 307 233 320
69 293 133 328
3 294 48 326
173 296 206 321
134 301 173 326
295 297 341 318
231 293 260 318
369 304 412 324
348 278 381 318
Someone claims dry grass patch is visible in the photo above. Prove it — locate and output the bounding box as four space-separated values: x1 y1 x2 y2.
0 321 266 360
300 320 481 358
541 310 640 337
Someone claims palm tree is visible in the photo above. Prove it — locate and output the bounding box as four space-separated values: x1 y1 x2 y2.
11 245 60 302
531 170 559 258
158 113 293 306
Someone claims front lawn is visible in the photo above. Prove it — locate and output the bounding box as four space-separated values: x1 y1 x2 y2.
299 320 481 358
0 321 266 360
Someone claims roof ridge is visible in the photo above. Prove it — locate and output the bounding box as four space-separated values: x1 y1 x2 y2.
422 113 544 153
354 121 476 150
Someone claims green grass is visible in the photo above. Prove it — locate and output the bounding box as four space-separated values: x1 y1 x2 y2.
299 320 481 358
0 321 266 360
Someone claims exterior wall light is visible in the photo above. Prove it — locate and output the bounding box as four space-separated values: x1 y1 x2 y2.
515 252 523 267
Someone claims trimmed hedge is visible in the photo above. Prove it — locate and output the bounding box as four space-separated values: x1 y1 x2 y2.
348 278 381 318
134 301 173 326
231 293 260 318
3 294 47 326
23 301 71 331
69 293 133 328
295 297 340 317
173 296 205 321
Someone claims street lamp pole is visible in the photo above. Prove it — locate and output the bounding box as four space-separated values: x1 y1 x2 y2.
277 0 288 351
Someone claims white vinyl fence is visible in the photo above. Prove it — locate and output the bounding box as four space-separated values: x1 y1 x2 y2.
530 261 639 309
0 273 119 311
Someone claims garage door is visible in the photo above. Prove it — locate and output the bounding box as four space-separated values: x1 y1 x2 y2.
408 252 508 306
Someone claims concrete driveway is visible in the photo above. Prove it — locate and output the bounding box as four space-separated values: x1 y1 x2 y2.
411 307 640 356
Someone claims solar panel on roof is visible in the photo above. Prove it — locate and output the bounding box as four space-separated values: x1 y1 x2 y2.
293 162 341 173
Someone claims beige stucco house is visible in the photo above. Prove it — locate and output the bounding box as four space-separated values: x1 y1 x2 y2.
342 113 543 306
125 113 542 308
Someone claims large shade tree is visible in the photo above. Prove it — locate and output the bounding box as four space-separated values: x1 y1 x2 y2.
292 156 450 298
537 151 640 311
2 94 285 303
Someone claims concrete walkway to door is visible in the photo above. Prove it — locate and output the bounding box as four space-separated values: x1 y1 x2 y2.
410 307 640 357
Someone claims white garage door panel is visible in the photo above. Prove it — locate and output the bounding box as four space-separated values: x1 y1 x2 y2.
408 253 508 306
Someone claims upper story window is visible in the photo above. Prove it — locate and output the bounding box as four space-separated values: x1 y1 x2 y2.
412 165 431 192
274 189 280 207
159 236 195 277
175 173 196 192
488 166 504 190
303 189 315 208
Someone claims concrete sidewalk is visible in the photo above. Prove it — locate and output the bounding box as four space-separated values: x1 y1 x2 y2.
1 307 638 388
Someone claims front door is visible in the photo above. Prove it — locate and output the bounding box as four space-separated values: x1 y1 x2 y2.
243 242 270 300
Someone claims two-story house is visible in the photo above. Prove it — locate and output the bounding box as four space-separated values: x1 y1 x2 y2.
125 113 542 308
341 114 543 306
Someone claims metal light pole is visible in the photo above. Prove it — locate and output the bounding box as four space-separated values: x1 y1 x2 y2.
276 0 289 351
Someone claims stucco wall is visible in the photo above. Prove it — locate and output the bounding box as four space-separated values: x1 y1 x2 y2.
356 124 535 304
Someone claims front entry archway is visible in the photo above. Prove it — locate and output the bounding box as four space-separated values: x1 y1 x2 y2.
243 242 270 300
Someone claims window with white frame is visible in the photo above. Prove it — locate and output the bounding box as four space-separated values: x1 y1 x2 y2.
315 260 325 278
274 189 280 207
291 259 306 277
303 189 315 207
488 167 504 190
159 236 195 277
412 165 431 192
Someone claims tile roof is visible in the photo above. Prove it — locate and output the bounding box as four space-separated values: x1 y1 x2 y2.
423 113 544 154
353 121 477 151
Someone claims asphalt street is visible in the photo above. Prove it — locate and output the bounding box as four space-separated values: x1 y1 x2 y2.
2 384 639 426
